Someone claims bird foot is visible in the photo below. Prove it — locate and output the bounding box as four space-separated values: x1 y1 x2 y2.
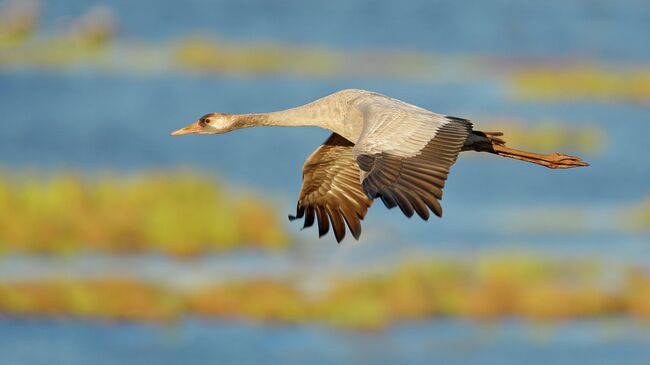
541 152 590 169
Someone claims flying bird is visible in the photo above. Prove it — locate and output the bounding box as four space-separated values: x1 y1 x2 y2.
171 89 588 242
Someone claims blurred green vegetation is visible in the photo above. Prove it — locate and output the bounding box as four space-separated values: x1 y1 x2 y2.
0 171 290 256
512 67 650 103
3 256 650 330
0 1 114 65
173 37 341 77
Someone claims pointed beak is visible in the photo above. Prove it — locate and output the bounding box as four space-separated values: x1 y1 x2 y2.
170 121 202 136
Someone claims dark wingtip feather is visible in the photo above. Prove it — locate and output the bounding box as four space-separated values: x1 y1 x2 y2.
288 204 304 221
340 208 363 241
392 190 415 218
326 207 346 243
445 115 473 131
361 178 379 199
350 226 361 240
378 189 398 209
316 207 330 238
400 189 430 221
303 207 315 228
432 200 443 218
412 201 430 221
348 216 362 240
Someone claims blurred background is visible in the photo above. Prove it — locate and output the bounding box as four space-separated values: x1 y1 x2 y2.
1 0 650 364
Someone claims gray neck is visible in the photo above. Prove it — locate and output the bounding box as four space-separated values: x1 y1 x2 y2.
229 97 354 140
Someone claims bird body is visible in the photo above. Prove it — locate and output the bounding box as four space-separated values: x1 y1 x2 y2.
172 89 588 242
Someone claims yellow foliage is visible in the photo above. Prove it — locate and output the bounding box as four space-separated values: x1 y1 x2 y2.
188 280 306 323
0 171 291 256
512 67 650 103
1 256 649 329
0 279 179 321
319 278 390 330
172 37 340 76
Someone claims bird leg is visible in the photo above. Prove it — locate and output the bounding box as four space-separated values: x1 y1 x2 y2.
466 131 589 169
490 144 589 169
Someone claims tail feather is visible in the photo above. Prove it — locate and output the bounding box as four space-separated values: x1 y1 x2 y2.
481 131 505 146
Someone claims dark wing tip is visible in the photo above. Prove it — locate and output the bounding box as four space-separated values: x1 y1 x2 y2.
288 204 304 222
445 115 473 131
303 207 315 228
325 208 346 243
340 207 363 241
348 219 362 240
316 207 330 238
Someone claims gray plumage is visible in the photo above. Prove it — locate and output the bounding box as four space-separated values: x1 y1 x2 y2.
172 89 589 243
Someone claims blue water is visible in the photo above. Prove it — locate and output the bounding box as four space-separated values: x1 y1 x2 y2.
40 0 650 60
2 0 650 364
1 319 650 365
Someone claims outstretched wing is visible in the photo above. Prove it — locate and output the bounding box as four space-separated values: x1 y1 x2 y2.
352 96 472 220
289 133 373 242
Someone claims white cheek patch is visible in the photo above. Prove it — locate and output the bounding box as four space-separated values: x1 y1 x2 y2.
205 124 220 132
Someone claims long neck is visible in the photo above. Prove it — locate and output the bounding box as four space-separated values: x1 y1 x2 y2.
229 97 351 137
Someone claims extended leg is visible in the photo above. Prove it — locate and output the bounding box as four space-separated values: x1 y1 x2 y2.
466 131 589 169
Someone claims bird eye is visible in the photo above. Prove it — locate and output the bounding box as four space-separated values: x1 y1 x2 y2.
199 118 208 126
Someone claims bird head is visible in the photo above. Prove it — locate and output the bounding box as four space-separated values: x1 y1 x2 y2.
170 113 236 136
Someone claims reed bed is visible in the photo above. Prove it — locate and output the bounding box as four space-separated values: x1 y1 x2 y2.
1 256 648 330
511 67 650 103
0 171 290 256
